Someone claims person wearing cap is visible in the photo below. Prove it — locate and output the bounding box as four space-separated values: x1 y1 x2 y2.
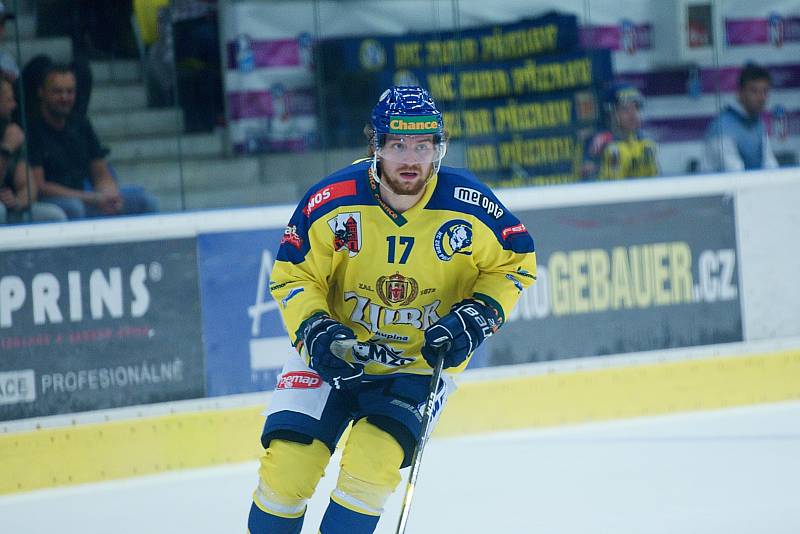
583 82 660 180
702 62 779 172
246 86 537 534
0 1 19 82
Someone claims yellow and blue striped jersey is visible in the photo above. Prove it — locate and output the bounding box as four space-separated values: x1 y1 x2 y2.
270 160 537 376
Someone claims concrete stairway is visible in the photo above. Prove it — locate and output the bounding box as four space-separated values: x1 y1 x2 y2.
91 55 365 212
10 10 366 213
5 13 71 64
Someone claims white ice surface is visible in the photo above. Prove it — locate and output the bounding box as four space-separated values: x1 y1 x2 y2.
1 401 799 534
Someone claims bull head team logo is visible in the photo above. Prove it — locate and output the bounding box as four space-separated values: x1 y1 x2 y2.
376 272 419 306
433 219 473 261
328 212 362 257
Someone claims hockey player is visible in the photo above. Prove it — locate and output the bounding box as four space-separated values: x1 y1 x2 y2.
247 86 537 534
583 82 660 180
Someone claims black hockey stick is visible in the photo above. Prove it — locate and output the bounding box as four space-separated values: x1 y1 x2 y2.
394 343 447 534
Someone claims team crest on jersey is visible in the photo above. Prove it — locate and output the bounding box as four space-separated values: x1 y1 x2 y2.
328 212 362 257
376 272 419 306
280 225 303 250
433 219 473 261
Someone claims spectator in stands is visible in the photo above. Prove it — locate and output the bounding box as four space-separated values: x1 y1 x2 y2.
20 55 94 128
583 82 659 180
170 0 224 131
0 1 19 82
0 78 67 224
702 63 778 172
27 63 158 219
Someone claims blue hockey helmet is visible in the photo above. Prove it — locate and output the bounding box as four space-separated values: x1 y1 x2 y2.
604 82 644 109
369 86 447 181
370 86 444 142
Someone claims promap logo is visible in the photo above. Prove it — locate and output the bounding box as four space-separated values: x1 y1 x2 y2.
277 371 322 390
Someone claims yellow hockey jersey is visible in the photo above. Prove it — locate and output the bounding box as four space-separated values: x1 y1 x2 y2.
270 160 537 376
586 130 659 180
598 133 659 180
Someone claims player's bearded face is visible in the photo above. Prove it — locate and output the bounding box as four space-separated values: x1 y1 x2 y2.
378 135 437 196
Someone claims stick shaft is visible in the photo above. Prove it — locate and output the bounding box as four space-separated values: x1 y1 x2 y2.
330 338 446 532
395 353 445 534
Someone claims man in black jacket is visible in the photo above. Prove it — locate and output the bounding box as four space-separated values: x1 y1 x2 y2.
27 64 158 219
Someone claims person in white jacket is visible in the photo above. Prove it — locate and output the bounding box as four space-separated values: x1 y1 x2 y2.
702 63 779 172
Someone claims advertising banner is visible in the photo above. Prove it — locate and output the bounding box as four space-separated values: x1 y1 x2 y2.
0 239 204 421
318 12 610 185
224 3 318 154
197 229 289 396
476 195 742 367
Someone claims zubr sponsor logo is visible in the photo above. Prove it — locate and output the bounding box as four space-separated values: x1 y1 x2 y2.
277 371 322 390
344 291 441 333
0 263 159 328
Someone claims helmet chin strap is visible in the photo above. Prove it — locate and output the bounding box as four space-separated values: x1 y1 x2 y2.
370 153 381 185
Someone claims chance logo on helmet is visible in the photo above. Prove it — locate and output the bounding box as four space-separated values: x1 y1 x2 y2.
388 116 440 134
371 86 443 137
369 86 448 183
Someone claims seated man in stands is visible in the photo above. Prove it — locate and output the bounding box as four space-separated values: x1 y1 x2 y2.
583 83 660 180
27 64 158 219
0 78 66 224
702 63 778 172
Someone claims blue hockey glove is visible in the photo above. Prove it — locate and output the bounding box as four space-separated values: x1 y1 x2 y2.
421 299 500 369
302 315 363 390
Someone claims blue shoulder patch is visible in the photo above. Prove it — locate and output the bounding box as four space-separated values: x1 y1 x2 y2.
426 166 535 252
